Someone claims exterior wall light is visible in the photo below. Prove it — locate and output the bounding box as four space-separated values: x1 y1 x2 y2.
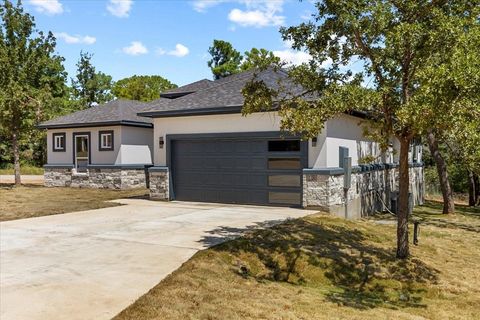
312 137 318 147
159 136 164 149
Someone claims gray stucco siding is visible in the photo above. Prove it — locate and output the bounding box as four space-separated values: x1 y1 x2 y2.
46 125 153 166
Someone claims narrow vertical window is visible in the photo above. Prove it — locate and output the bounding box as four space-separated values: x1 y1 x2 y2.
98 130 114 151
52 133 66 152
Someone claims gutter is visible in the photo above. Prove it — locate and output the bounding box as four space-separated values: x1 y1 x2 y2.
138 105 369 120
37 120 153 129
138 105 244 118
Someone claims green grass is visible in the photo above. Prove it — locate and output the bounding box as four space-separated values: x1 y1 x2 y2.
115 202 480 320
0 185 148 221
0 165 44 175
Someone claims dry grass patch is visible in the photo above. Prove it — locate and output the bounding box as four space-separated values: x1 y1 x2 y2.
0 165 44 175
0 184 148 221
115 202 480 320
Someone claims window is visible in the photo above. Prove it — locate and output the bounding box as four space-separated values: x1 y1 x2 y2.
98 130 114 151
268 158 301 170
52 133 66 152
268 140 300 152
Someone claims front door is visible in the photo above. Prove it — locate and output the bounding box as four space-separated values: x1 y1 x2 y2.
74 135 89 172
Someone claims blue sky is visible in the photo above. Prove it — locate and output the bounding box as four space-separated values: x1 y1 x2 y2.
25 0 317 86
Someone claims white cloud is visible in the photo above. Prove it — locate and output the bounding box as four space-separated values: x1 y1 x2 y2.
122 41 148 56
272 40 312 66
192 0 285 28
107 0 133 18
156 44 190 57
228 8 284 27
29 0 63 15
228 0 285 28
192 0 225 12
273 49 311 66
55 32 96 45
169 44 190 57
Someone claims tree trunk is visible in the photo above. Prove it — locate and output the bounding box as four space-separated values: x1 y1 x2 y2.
396 137 410 259
426 131 454 214
473 173 480 206
468 170 476 207
12 131 21 186
475 174 480 206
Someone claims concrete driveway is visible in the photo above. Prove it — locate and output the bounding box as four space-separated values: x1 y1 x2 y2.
0 199 314 320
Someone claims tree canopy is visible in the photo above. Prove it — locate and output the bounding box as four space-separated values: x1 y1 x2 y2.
0 0 67 184
242 0 480 259
208 40 243 80
112 75 177 102
241 48 281 71
207 40 280 79
71 51 113 108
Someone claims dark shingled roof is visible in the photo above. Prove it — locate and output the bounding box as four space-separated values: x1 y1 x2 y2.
39 69 308 128
140 68 305 117
160 79 213 98
38 99 153 129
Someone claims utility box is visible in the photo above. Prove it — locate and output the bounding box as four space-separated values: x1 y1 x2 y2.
390 191 413 215
343 157 352 189
339 147 349 168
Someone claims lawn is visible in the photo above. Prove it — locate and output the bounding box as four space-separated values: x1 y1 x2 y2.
115 202 480 320
0 185 148 221
0 165 44 175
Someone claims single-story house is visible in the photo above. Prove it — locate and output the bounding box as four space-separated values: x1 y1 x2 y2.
38 69 424 218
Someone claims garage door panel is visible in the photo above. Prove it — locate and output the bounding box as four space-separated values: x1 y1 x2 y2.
171 136 305 206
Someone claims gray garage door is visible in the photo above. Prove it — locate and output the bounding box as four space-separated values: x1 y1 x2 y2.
170 134 307 206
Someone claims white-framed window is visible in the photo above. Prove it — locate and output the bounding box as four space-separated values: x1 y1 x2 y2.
52 133 66 152
99 130 114 151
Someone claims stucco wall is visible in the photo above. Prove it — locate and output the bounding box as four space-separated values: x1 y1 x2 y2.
153 112 285 166
46 125 152 165
152 112 387 169
325 115 382 167
117 126 153 164
46 126 121 164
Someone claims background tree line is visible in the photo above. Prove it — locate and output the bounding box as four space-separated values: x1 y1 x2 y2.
0 0 282 182
0 1 177 179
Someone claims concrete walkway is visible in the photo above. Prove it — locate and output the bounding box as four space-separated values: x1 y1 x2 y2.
0 199 314 320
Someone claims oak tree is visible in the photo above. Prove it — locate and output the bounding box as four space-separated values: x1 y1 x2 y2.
112 75 177 102
242 0 479 258
0 0 66 185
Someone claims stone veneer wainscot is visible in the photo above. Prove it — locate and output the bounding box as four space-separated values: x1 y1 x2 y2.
303 163 424 219
44 165 150 189
148 167 169 200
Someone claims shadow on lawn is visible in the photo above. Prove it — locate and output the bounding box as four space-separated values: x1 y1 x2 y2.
199 218 439 310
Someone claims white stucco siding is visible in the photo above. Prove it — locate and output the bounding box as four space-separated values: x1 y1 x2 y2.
325 115 383 167
154 112 282 166
46 129 74 164
46 126 121 165
118 126 153 164
308 126 327 168
91 126 122 164
153 112 331 168
152 112 383 169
